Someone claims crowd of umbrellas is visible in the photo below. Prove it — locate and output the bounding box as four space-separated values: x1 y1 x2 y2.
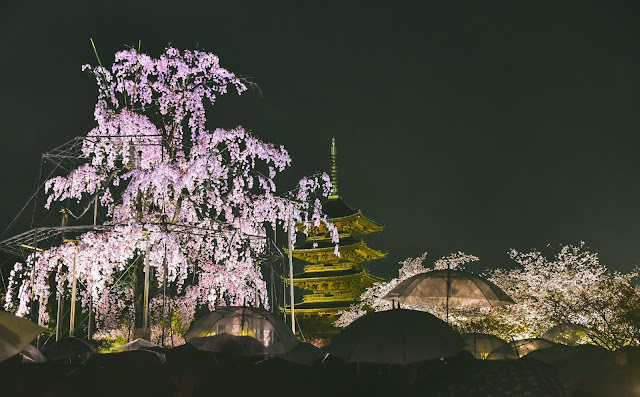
1 268 639 396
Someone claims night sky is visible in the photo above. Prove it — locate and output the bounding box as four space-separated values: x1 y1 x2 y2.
1 1 640 279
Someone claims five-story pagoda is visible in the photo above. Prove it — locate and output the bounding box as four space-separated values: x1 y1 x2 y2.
284 139 387 341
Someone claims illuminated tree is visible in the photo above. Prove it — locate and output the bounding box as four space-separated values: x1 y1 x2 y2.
481 243 640 348
337 243 640 350
4 46 337 340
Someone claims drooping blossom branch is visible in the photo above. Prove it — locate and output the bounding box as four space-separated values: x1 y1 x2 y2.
5 46 336 337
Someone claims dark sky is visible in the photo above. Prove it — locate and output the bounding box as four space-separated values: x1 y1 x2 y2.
1 1 640 279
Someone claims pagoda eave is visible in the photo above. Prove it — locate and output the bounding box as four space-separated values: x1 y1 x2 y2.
289 269 386 284
298 211 384 239
282 307 350 316
289 241 387 264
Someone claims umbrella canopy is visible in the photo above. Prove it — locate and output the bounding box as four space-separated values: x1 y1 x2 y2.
189 333 266 356
571 346 640 397
487 338 556 360
115 338 161 352
43 336 96 362
184 306 299 355
0 311 45 363
278 342 325 366
327 309 465 364
524 344 615 388
51 350 175 397
115 338 166 363
20 344 47 363
461 332 507 359
383 269 515 308
542 323 594 345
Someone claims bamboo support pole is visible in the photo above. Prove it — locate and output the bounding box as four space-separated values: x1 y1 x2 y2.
288 216 295 334
69 246 77 336
142 239 151 340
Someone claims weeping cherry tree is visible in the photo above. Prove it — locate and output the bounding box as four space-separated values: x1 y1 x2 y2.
5 45 337 342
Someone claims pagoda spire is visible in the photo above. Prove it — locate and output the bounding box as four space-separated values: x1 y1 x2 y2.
329 138 339 199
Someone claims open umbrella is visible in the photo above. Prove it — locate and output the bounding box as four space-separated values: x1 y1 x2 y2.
20 344 47 363
189 333 266 356
523 344 615 388
115 338 166 362
542 323 594 345
115 338 161 352
486 338 556 360
0 311 46 363
327 309 465 364
570 346 640 397
43 336 96 362
184 306 299 355
383 269 514 321
49 350 175 397
461 332 507 359
278 341 325 366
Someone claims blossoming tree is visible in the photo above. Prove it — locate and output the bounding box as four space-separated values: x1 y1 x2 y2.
480 243 640 348
4 46 336 342
336 243 640 349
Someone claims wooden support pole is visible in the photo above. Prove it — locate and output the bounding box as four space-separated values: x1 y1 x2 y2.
288 216 295 334
142 239 151 340
161 244 167 347
69 246 77 336
88 196 98 340
88 298 94 340
56 210 68 341
56 292 64 341
254 261 259 308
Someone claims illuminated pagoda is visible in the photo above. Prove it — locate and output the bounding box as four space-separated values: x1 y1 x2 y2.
284 138 387 340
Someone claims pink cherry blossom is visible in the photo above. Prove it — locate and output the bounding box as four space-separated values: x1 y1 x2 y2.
5 46 336 341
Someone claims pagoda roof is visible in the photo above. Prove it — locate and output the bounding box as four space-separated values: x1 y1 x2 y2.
291 301 356 310
322 197 358 218
293 267 362 279
290 238 387 265
288 267 387 289
295 236 359 250
297 197 384 238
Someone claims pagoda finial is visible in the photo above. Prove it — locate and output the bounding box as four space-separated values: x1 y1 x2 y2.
329 138 339 199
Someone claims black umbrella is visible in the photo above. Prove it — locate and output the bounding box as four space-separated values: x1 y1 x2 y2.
278 342 325 366
524 344 615 389
48 350 175 397
327 309 465 364
43 336 96 363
